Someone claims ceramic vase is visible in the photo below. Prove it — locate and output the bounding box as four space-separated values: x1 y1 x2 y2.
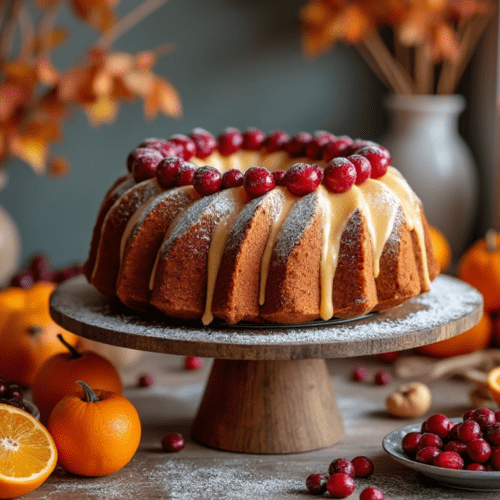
381 93 478 258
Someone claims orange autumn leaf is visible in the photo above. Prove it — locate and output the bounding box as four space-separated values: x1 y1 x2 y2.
10 136 48 174
85 95 118 126
70 0 117 32
39 28 68 52
49 156 70 177
36 56 60 86
143 78 182 121
3 62 38 87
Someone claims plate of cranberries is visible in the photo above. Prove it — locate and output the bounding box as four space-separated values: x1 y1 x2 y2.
383 409 500 490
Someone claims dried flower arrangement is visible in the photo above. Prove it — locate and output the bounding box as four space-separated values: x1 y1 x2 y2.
0 0 181 176
300 0 496 95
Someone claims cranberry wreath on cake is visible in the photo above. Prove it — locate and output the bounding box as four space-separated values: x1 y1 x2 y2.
84 128 439 325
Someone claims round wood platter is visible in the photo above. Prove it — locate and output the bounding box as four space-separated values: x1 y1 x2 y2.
50 274 482 361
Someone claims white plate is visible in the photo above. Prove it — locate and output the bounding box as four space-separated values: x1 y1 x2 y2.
383 419 500 491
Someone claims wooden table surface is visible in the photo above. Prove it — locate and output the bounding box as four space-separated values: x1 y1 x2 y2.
24 350 500 499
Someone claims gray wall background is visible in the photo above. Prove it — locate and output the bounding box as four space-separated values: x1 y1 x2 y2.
0 0 444 269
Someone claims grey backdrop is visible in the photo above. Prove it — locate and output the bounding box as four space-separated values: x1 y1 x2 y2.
1 0 412 268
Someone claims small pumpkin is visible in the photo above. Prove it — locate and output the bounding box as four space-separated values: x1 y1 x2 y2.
429 226 452 273
32 334 123 424
458 230 500 312
48 380 141 477
0 282 79 387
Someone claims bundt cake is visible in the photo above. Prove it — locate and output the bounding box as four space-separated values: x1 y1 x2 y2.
84 128 440 325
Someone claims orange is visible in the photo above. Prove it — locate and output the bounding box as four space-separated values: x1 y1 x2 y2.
458 230 500 313
429 226 452 273
487 366 500 407
0 403 58 499
417 313 493 358
32 334 123 425
0 282 79 387
48 381 141 477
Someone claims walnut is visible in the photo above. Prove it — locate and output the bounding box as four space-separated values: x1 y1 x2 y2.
386 382 432 418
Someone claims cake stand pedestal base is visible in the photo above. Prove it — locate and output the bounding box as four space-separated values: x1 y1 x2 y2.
191 358 344 454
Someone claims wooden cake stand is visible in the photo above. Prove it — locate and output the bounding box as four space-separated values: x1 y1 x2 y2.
50 275 482 455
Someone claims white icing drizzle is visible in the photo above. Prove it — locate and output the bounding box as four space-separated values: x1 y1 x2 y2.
202 189 249 325
259 187 297 306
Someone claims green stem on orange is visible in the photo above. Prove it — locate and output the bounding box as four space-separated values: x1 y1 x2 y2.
57 333 82 359
77 380 100 403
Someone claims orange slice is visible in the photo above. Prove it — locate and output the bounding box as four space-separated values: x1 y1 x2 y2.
0 404 57 499
487 366 500 408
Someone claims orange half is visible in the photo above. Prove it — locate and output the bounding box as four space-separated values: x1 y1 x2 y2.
488 366 500 408
0 404 58 499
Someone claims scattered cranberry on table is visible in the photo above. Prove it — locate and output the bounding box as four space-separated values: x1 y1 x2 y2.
138 374 154 388
360 486 385 500
374 370 390 386
374 351 400 364
305 473 327 495
351 456 374 478
161 433 185 452
328 458 355 478
352 365 368 382
184 356 203 371
326 473 355 498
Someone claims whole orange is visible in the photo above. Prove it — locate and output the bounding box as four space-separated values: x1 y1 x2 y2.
31 335 123 425
458 230 500 313
48 381 141 477
0 283 79 387
417 313 493 358
429 226 452 273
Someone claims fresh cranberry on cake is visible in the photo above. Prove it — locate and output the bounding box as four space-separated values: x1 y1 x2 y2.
84 128 440 325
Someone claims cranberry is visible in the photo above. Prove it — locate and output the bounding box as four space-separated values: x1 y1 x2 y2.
30 255 53 282
218 127 243 156
447 423 460 442
328 458 355 478
417 433 443 451
168 134 196 161
193 166 222 196
284 163 322 196
485 464 494 471
360 486 385 500
272 170 286 186
11 268 34 288
358 147 391 179
465 463 486 471
420 421 429 433
415 446 441 464
132 149 163 182
443 440 468 457
351 455 374 478
402 432 422 457
375 351 400 364
347 154 371 185
243 167 275 199
496 410 500 423
0 379 8 397
184 356 203 371
490 446 500 470
175 163 197 186
457 420 482 442
467 438 492 463
433 451 464 470
344 139 379 156
222 169 244 189
242 128 266 150
311 164 324 183
463 409 475 421
374 370 390 386
189 128 217 159
425 414 452 439
305 474 327 495
471 408 496 430
138 374 154 388
161 433 185 452
322 136 354 161
156 156 185 189
264 130 290 152
323 158 356 193
138 138 177 158
285 132 312 157
127 147 149 172
7 384 24 400
305 131 336 160
484 423 500 446
352 365 368 382
326 473 355 498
